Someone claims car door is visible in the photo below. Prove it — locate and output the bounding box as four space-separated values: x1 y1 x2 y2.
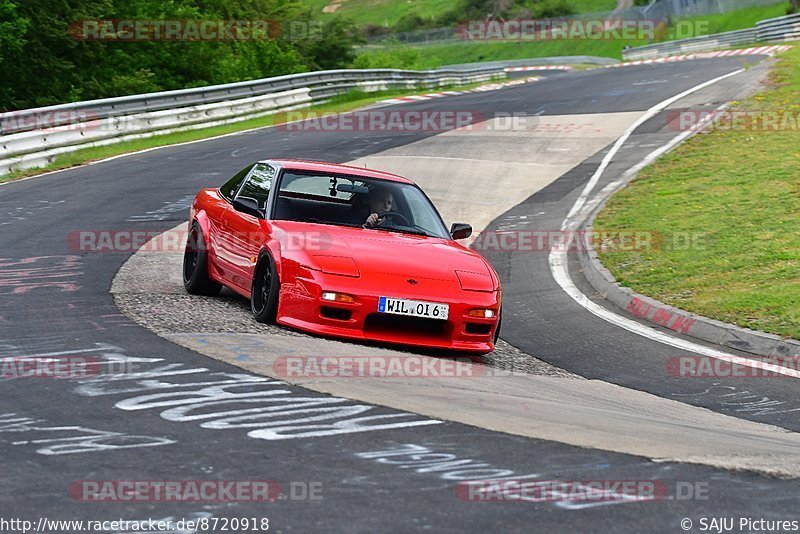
212 164 255 283
219 163 275 293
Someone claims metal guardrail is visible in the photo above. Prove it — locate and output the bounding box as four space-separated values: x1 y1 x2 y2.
0 67 502 136
622 27 758 59
623 13 799 60
7 3 794 176
757 13 800 41
0 66 504 175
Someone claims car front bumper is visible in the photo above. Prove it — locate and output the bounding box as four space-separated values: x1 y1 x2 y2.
276 266 500 354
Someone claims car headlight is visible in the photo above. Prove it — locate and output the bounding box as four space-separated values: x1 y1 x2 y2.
455 270 495 292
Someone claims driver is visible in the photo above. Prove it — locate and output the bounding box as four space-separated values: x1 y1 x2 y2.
363 185 394 228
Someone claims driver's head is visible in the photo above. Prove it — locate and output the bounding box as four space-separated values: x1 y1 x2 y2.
368 184 393 214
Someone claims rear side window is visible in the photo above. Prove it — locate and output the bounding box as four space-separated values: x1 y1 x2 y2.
220 165 253 202
236 163 275 210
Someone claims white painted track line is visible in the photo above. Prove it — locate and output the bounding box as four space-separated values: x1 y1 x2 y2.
549 67 800 379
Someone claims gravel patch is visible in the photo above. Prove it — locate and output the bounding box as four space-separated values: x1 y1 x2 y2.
114 288 580 379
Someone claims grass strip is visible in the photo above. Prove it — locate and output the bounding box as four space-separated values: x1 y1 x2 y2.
593 46 800 339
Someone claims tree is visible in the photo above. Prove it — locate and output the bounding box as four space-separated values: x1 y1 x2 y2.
293 17 362 71
0 0 28 64
0 0 361 109
0 0 115 109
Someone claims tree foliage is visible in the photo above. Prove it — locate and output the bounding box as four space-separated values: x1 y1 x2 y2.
0 0 360 110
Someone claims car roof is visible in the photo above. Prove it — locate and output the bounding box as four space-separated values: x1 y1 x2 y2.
265 159 415 184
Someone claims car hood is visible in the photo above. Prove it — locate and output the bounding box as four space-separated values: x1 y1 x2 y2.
272 221 497 289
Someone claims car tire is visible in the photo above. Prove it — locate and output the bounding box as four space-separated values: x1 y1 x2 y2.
493 307 502 344
251 252 280 324
183 222 222 296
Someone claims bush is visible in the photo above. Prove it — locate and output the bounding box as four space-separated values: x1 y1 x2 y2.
0 0 362 110
531 0 576 18
394 13 427 32
352 47 440 70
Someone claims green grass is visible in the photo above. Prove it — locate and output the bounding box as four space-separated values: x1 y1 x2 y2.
593 46 800 339
570 0 618 13
314 0 618 28
318 0 457 27
356 39 641 69
677 3 788 36
0 79 505 185
355 3 788 67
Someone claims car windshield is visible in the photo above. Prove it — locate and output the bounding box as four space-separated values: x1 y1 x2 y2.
272 170 451 239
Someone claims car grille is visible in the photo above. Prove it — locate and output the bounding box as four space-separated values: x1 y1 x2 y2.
364 313 451 340
465 323 492 335
321 306 352 321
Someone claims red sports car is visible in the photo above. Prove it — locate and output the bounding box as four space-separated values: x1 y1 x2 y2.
183 159 501 353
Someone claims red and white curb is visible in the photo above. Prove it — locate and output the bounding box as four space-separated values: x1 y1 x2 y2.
612 45 792 67
375 77 541 105
472 76 541 91
505 46 791 72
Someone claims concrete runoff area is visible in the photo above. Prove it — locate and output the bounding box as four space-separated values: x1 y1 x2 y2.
348 112 644 235
113 109 800 478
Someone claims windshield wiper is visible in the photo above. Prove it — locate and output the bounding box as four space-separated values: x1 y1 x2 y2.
371 226 435 238
294 218 435 236
294 218 363 229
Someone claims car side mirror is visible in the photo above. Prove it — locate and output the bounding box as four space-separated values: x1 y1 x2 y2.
450 223 472 240
233 197 264 219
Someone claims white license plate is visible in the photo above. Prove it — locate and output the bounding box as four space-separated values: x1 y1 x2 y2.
378 297 449 320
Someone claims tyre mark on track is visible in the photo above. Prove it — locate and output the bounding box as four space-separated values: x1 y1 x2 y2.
0 255 83 294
